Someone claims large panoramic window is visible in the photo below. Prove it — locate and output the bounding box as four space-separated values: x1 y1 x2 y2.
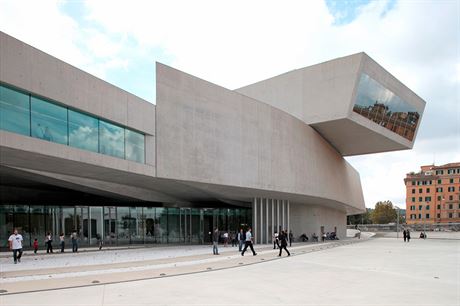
69 110 99 152
0 83 145 163
125 129 145 163
31 96 68 145
353 73 420 141
0 84 30 136
99 120 125 158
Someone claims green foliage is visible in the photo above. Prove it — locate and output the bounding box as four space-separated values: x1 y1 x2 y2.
371 200 397 224
347 208 373 225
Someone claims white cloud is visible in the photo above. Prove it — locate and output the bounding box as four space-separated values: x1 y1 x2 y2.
1 0 458 208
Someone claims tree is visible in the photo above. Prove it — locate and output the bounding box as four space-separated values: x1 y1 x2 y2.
371 201 397 224
347 208 373 225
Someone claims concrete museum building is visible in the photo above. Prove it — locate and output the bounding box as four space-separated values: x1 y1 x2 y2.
0 32 426 249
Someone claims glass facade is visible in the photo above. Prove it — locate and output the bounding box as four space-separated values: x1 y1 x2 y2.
353 73 420 141
0 205 252 250
125 129 145 163
0 83 145 163
69 110 99 152
31 96 68 145
0 85 30 135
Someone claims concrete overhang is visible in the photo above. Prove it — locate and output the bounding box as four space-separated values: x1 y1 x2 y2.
236 52 426 156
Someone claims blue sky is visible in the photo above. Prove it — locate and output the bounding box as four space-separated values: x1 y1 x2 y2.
0 0 459 208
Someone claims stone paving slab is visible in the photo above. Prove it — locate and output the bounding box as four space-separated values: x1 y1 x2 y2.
0 239 363 295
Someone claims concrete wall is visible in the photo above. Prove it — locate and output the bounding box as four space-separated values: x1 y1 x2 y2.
0 31 156 167
156 63 365 212
236 53 363 125
236 52 426 156
290 204 347 240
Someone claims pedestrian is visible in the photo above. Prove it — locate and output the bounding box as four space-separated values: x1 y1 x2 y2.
273 231 279 249
8 228 23 264
322 232 326 242
223 231 229 247
33 238 39 254
278 230 291 256
212 227 220 255
231 232 237 247
45 232 53 253
71 230 78 252
241 227 257 256
237 228 245 252
289 230 293 247
96 233 103 250
59 232 65 252
403 228 407 242
406 229 411 242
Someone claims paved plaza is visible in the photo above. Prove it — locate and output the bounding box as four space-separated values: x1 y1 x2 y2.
1 235 458 306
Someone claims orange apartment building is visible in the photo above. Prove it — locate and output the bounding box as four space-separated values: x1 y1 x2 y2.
405 163 460 224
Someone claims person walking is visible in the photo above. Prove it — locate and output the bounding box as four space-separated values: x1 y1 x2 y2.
288 230 293 247
212 228 220 255
237 229 245 252
71 230 78 252
231 232 237 247
241 228 257 256
96 233 103 250
33 238 39 254
8 228 23 264
403 228 407 242
406 229 411 242
59 233 65 252
45 232 53 253
278 230 291 256
223 231 229 247
273 231 279 249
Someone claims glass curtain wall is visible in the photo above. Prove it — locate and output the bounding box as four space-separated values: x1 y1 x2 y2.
0 205 252 250
0 83 145 163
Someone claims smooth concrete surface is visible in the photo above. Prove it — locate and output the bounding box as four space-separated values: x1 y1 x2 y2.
1 237 458 305
0 239 363 294
156 63 365 213
237 52 426 156
0 31 155 136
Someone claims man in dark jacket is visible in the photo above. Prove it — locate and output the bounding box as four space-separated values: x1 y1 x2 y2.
278 230 290 256
212 228 219 255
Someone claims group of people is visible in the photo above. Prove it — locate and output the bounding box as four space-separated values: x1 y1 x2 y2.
7 228 85 263
212 227 258 256
273 230 294 248
212 228 295 257
402 229 411 242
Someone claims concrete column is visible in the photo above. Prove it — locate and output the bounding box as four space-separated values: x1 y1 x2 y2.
277 199 280 233
271 199 274 242
253 197 257 244
259 198 263 244
287 201 290 233
265 198 269 244
281 200 285 230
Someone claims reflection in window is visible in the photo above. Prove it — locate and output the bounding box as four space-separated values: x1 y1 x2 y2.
99 120 124 158
125 129 145 163
31 96 68 145
353 74 420 141
69 110 98 152
0 83 145 163
0 84 30 136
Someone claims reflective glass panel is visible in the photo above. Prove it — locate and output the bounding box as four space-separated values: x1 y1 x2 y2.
69 110 98 152
116 207 131 245
31 97 68 144
99 120 124 158
168 208 180 243
125 129 145 163
0 85 30 136
353 73 420 141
